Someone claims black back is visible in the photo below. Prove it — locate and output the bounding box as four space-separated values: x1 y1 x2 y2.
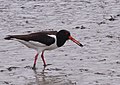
5 31 57 46
5 30 71 47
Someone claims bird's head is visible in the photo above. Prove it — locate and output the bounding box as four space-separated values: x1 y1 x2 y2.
57 30 83 47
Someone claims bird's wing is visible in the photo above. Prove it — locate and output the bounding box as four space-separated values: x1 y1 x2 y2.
5 31 57 46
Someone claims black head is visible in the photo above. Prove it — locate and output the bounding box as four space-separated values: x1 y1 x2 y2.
58 30 70 39
56 30 70 47
56 29 83 47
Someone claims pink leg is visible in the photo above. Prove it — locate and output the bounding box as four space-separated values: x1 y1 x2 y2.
33 53 39 69
41 51 47 66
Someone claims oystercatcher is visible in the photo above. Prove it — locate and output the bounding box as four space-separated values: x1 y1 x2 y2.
5 30 83 69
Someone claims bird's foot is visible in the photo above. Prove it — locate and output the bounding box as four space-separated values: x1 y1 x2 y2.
32 64 36 70
43 64 52 67
32 67 36 70
32 64 52 70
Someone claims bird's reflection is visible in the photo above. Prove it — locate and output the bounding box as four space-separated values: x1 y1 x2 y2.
33 66 73 85
33 66 46 85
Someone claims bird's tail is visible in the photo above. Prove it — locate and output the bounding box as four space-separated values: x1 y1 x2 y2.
4 35 14 40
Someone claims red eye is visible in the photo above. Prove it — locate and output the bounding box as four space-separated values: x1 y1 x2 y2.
65 32 68 35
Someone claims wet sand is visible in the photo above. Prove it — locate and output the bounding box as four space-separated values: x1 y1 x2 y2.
0 0 120 85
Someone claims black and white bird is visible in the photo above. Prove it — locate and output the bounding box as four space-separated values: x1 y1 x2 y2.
5 30 83 69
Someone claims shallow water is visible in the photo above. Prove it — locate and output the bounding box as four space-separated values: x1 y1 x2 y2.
1 0 120 85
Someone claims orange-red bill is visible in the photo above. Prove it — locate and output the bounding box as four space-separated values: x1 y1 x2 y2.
69 36 83 47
